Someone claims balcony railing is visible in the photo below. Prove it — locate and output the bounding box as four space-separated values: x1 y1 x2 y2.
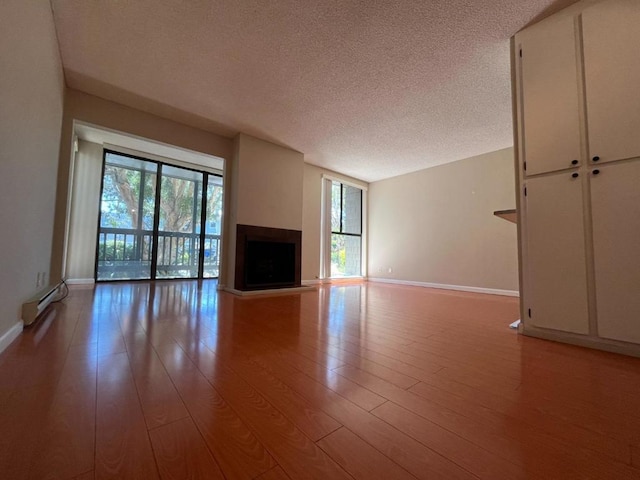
96 227 220 280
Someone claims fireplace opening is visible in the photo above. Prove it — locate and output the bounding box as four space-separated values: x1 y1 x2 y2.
245 240 295 288
234 224 302 291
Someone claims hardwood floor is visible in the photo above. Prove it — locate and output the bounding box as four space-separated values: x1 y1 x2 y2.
1 280 639 479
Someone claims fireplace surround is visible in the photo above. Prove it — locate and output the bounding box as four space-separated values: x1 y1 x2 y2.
234 224 302 291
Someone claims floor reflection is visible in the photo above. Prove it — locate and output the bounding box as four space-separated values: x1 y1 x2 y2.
2 280 639 479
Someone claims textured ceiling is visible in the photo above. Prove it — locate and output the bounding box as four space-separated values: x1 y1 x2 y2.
51 0 570 182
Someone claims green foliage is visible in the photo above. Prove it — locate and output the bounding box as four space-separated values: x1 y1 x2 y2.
100 239 137 262
331 234 346 274
102 163 223 234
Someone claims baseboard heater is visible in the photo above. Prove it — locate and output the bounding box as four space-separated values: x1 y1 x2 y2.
22 283 61 326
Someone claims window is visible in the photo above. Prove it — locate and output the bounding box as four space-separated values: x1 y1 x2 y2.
96 150 223 281
324 179 365 277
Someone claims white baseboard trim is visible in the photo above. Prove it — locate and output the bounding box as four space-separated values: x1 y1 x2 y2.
522 324 640 358
367 277 520 297
0 321 23 355
65 278 95 285
302 277 366 285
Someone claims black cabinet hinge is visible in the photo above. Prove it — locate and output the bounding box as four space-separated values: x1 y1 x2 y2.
519 48 522 58
524 187 527 196
528 308 532 318
524 161 527 171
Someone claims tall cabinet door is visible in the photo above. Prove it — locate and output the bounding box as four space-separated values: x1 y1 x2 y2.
519 15 582 175
583 0 640 164
591 161 640 344
525 173 589 334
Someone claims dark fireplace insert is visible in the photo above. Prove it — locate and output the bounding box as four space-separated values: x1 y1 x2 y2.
234 224 302 291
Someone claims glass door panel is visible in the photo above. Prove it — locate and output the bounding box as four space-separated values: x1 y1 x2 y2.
203 175 223 278
331 233 362 276
97 152 157 280
155 165 203 279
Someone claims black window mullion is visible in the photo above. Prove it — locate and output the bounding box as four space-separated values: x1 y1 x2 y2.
339 184 344 233
94 149 109 281
198 174 208 279
136 169 146 261
190 178 198 277
150 163 163 280
359 188 363 236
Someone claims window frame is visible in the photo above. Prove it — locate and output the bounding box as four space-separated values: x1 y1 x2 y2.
95 148 223 282
320 175 367 279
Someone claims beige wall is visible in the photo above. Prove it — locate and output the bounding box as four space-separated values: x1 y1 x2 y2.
52 89 234 282
221 136 241 287
302 164 368 281
368 148 519 292
0 1 65 340
236 134 304 230
222 133 304 288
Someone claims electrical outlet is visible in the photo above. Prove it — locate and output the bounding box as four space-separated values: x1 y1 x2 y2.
387 267 392 274
36 272 41 287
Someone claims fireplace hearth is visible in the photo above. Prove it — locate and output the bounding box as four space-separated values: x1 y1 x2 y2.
234 224 302 291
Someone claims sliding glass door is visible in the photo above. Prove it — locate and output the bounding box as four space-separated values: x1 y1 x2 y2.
156 165 203 279
97 153 157 280
203 175 223 278
96 150 222 281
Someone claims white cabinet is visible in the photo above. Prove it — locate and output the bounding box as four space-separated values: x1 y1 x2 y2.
590 160 640 343
583 0 640 164
525 173 589 334
514 0 640 354
519 15 582 175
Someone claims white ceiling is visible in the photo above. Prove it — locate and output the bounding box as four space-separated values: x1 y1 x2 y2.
51 0 573 182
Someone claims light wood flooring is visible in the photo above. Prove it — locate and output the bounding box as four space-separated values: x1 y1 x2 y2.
1 280 640 479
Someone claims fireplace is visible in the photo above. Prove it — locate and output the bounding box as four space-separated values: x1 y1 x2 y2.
234 224 302 291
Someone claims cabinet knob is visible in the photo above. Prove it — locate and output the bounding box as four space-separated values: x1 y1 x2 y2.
572 172 579 178
593 169 600 175
571 160 578 165
592 156 600 162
